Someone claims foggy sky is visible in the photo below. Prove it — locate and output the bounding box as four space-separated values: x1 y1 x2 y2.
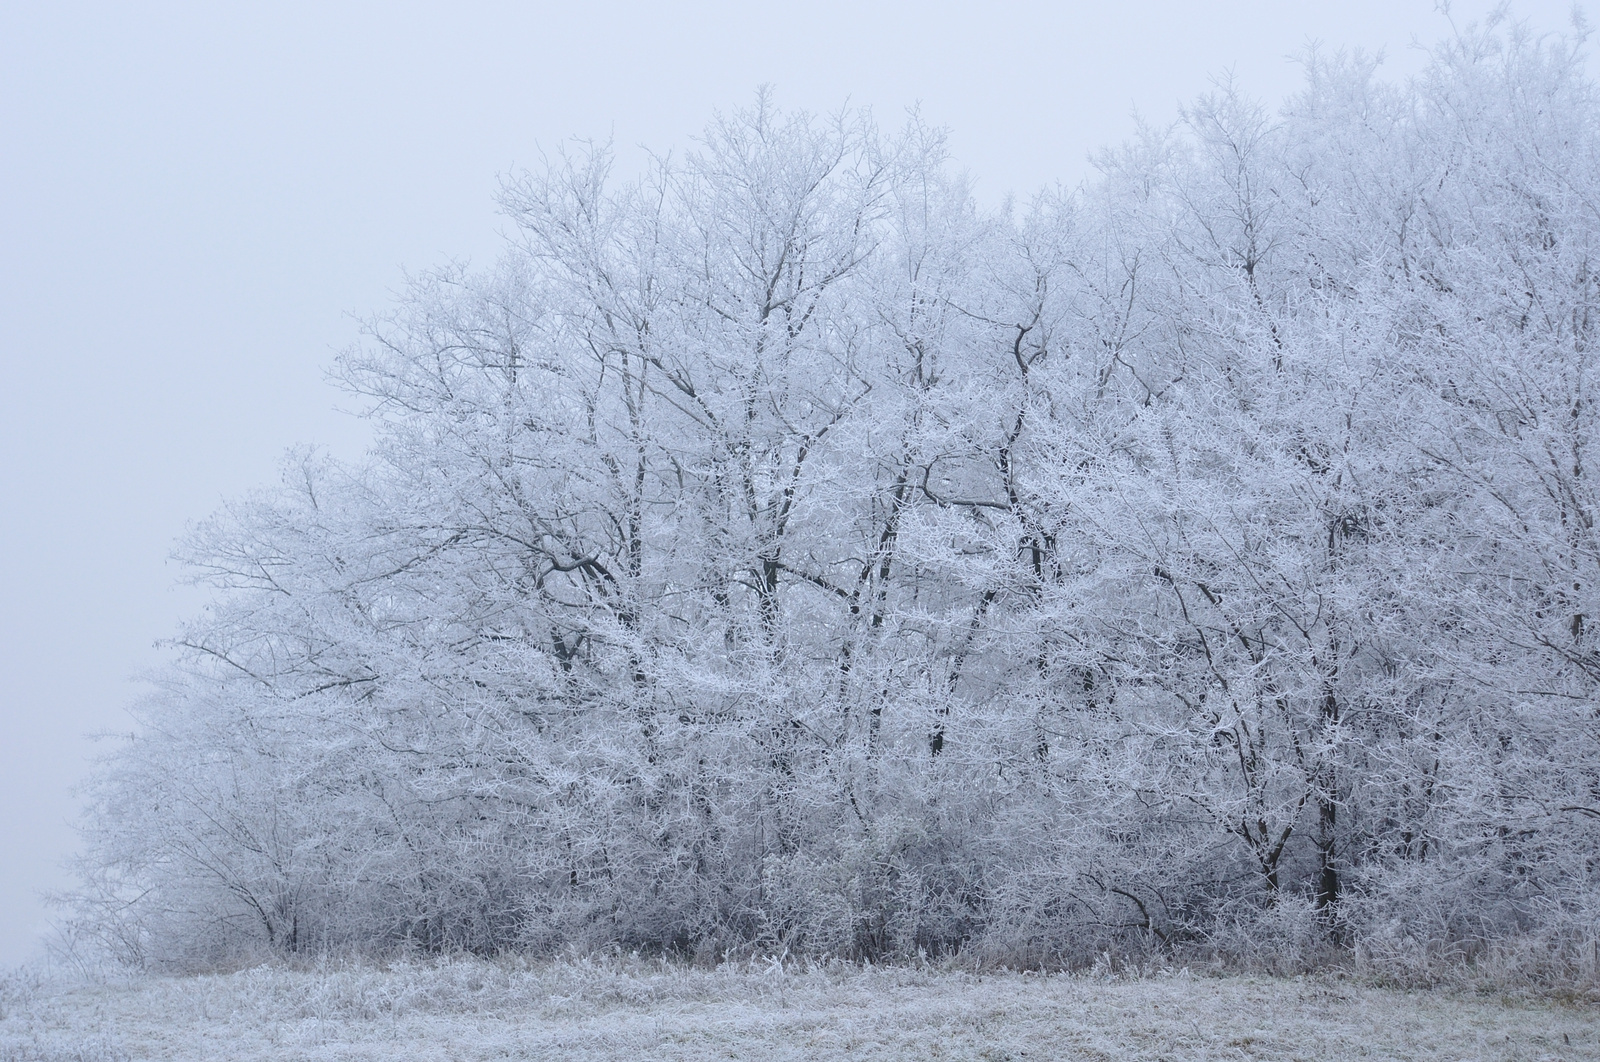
1 0 1590 967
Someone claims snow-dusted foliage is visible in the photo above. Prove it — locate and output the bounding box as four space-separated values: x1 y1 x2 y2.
69 26 1600 976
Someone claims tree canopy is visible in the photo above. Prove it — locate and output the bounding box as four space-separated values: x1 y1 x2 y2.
70 26 1600 980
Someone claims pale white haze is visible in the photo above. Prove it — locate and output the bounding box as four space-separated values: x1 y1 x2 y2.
0 0 1595 972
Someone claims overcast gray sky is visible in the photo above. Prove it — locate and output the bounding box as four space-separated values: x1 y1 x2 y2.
0 0 1590 967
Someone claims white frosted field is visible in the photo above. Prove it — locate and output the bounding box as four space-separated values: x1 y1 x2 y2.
3 957 1595 1061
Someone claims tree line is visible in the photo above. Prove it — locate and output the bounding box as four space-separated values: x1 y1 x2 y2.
69 24 1600 978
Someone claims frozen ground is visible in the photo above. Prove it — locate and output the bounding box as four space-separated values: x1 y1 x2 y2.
2 955 1596 1061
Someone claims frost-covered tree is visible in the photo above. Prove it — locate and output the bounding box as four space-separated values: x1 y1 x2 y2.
69 22 1600 980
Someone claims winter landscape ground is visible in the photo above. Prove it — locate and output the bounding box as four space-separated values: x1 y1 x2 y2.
2 957 1596 1061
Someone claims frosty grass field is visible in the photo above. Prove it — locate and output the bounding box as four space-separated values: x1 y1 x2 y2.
2 956 1595 1061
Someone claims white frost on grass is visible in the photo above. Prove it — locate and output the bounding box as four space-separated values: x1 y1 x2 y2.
3 956 1596 1061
